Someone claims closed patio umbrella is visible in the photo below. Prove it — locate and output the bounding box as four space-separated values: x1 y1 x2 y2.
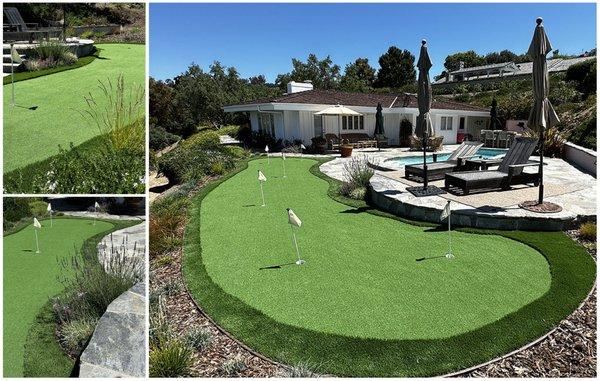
374 103 385 151
407 40 443 197
526 17 560 208
315 105 361 139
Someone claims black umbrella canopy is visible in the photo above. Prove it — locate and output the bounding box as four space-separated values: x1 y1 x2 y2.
374 103 385 135
415 40 433 137
490 97 501 130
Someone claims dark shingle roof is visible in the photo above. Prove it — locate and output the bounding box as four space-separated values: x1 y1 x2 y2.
228 89 489 112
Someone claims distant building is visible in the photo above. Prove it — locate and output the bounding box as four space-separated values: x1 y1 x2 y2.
433 56 596 88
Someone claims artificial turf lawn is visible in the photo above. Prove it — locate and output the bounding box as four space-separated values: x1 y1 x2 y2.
183 157 596 376
3 217 114 377
3 43 145 173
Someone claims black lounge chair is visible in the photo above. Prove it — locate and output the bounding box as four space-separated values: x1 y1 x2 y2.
444 137 540 195
3 7 62 42
405 141 483 182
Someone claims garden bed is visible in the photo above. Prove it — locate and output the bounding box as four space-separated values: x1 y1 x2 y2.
181 157 596 376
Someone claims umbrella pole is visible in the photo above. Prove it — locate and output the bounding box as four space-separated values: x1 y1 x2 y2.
423 130 428 189
538 129 544 204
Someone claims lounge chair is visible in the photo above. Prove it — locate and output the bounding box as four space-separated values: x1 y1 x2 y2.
405 141 483 182
3 7 62 43
444 137 540 195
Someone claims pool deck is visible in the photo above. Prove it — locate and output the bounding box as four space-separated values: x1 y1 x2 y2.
319 146 596 231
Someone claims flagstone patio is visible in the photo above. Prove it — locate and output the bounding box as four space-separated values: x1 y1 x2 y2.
320 147 596 230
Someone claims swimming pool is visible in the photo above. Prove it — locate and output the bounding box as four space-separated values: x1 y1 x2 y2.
384 148 507 168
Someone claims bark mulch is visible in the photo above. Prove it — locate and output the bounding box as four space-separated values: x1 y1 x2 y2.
151 205 596 377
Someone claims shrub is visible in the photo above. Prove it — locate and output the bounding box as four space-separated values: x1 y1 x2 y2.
80 29 94 39
220 354 247 375
33 41 70 62
277 361 321 377
149 206 184 258
61 52 78 66
184 327 214 351
343 156 374 189
523 126 566 158
569 115 596 150
57 317 98 356
29 200 49 217
150 125 180 151
149 295 172 349
579 222 596 241
160 280 182 296
3 198 32 223
149 339 192 377
566 59 597 96
154 255 175 268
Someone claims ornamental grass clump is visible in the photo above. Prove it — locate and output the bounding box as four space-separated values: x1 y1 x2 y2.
220 354 247 376
277 361 322 377
184 327 214 351
340 156 375 200
81 75 145 153
57 316 98 356
579 222 597 241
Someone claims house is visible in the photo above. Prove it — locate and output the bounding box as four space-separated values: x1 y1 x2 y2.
223 81 491 145
434 57 596 88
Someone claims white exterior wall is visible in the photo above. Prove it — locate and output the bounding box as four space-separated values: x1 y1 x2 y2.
433 113 457 144
249 111 259 132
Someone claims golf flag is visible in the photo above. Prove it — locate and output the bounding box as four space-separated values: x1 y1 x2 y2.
440 201 454 259
265 145 269 153
33 217 41 253
94 201 100 209
300 144 306 150
47 203 53 227
265 145 270 164
287 208 302 227
258 170 267 182
258 170 267 206
93 201 100 225
282 152 287 177
287 208 304 265
11 45 23 64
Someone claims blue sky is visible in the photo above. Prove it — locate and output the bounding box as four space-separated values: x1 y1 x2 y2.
150 2 596 82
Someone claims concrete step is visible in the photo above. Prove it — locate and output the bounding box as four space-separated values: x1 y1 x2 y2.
3 54 25 63
3 62 23 74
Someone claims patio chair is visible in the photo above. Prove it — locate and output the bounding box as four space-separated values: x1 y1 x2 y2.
444 137 540 195
483 130 496 147
3 7 38 31
497 131 511 148
3 7 62 42
325 133 345 150
405 141 483 182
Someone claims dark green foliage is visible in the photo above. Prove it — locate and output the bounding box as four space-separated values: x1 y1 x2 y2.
149 125 181 150
569 115 596 150
3 198 33 223
275 53 341 90
4 136 145 194
374 46 416 88
149 340 193 377
566 59 597 97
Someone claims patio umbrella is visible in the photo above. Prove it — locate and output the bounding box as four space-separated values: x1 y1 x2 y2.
527 17 559 205
490 97 502 130
416 39 434 189
374 103 385 151
315 105 361 139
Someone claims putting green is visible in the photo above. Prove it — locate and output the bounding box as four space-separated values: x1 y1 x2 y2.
3 218 114 377
3 43 145 173
200 158 551 340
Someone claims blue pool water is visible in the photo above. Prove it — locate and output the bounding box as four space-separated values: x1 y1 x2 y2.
385 148 507 167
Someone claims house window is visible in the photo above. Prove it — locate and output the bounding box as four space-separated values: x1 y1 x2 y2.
313 115 323 137
459 117 465 130
342 115 364 130
440 116 453 131
258 113 275 136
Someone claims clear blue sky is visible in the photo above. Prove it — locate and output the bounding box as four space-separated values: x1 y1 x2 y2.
150 2 596 82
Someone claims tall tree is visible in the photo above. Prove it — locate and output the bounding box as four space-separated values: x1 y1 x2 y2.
339 58 376 92
374 46 416 88
275 53 341 90
443 50 486 72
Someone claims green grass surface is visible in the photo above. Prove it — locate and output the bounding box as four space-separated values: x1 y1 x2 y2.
3 217 114 377
3 43 145 173
183 157 596 376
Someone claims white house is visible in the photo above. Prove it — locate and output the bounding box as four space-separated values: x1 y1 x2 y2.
223 81 491 145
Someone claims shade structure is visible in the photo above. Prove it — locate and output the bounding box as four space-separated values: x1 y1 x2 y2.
415 40 433 138
374 103 385 135
490 97 502 130
315 105 362 138
527 17 559 205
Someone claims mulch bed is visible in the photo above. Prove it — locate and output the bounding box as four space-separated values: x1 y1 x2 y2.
151 197 596 377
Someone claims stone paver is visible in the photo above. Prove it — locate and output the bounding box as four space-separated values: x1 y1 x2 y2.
320 148 596 230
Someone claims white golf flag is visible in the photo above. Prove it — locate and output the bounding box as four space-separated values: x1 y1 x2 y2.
300 144 306 150
11 45 23 64
440 201 451 221
265 145 269 153
287 208 302 227
47 203 52 212
33 218 42 229
258 170 267 182
94 201 100 209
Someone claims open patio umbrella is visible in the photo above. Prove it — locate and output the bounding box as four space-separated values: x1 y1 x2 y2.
374 103 385 151
525 17 560 208
315 105 361 140
407 40 443 197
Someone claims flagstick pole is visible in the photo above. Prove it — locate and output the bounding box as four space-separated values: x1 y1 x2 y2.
446 201 453 259
267 153 270 165
260 182 265 206
34 229 40 254
94 207 97 225
50 212 53 227
290 225 303 265
11 43 15 107
282 157 286 178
